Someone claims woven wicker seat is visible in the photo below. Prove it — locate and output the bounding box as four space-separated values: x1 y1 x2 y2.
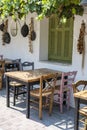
9 81 23 86
79 107 87 116
30 88 53 97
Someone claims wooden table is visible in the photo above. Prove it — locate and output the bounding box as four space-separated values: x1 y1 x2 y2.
74 90 87 130
5 68 62 118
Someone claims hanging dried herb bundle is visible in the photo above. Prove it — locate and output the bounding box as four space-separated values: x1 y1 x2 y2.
77 20 85 54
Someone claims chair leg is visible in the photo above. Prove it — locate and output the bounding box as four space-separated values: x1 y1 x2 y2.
13 87 16 106
60 94 63 113
66 91 70 110
39 97 42 120
16 87 19 99
49 94 54 116
84 119 87 130
31 85 33 90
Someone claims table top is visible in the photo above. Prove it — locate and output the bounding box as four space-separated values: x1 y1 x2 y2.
74 90 87 101
5 68 62 83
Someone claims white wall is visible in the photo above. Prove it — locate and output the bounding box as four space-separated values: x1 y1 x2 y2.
0 13 87 107
0 13 40 63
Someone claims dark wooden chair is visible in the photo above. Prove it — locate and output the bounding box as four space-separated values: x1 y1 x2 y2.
22 61 34 89
5 62 26 106
22 61 34 70
12 58 22 70
72 80 87 130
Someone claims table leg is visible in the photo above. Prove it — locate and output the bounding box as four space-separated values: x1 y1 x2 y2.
6 76 10 107
26 83 30 118
74 98 80 130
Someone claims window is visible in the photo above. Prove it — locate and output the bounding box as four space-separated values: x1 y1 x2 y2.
48 15 73 63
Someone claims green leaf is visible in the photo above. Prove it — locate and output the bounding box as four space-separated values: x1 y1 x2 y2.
0 0 84 21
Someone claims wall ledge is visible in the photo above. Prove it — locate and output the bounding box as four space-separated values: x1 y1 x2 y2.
39 60 72 67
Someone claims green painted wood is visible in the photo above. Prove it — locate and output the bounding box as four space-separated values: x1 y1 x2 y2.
48 15 73 63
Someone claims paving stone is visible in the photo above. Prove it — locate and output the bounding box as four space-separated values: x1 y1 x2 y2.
0 87 83 130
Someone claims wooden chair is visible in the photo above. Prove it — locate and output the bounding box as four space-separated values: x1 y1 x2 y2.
22 61 34 70
12 58 22 70
0 60 5 90
54 71 77 113
30 73 57 119
72 80 87 130
5 62 26 105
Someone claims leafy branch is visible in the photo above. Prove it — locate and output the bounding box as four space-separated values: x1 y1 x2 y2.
0 0 84 22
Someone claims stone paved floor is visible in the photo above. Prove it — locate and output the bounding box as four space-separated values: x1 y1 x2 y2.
0 87 82 130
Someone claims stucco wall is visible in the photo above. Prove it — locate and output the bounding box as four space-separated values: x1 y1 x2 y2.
0 13 87 107
0 13 40 63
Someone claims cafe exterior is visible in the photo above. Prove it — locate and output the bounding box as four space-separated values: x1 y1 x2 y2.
0 9 87 108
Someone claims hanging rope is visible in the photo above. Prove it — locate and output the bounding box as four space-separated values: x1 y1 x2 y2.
28 21 33 53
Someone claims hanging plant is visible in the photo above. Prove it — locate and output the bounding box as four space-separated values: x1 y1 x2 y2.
0 0 84 23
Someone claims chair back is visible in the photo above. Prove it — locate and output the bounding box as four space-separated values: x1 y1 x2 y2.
72 80 87 93
0 60 5 73
22 61 34 70
0 55 3 60
5 62 20 72
12 59 21 70
60 71 77 92
39 73 57 97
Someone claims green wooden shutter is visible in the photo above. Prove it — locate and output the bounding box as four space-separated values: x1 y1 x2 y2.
48 15 56 57
48 15 73 63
